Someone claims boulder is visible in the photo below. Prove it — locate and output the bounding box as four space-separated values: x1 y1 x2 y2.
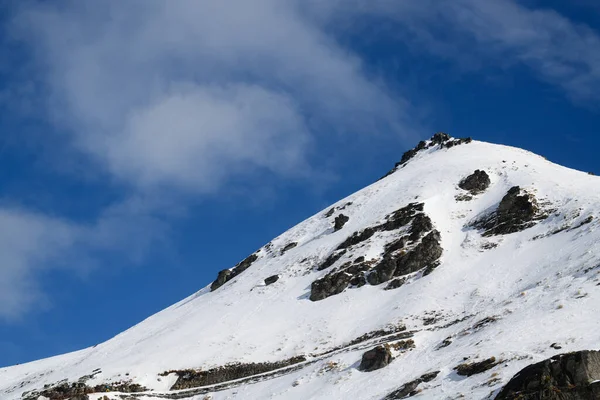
454 357 498 376
359 345 393 372
264 275 279 285
459 170 491 194
495 350 600 400
333 214 350 231
280 242 298 255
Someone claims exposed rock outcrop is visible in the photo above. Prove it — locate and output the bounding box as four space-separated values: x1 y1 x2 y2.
264 275 279 285
380 133 472 179
311 203 442 300
359 345 392 372
309 269 354 301
459 170 491 194
163 356 307 390
454 356 499 376
211 253 259 291
495 350 600 400
280 242 298 255
22 381 146 400
316 250 347 271
333 214 350 231
473 186 546 236
367 230 442 285
383 371 439 399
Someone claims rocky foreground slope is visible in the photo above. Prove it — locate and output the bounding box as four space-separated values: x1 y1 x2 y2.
2 134 600 400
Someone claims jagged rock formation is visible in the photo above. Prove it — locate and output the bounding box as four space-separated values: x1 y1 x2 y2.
381 132 472 179
496 351 600 399
473 186 547 236
310 203 442 301
211 253 259 291
367 230 442 285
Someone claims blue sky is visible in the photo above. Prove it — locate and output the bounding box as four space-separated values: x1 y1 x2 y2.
1 0 600 367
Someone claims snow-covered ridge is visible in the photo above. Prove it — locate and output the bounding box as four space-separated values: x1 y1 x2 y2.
2 134 600 400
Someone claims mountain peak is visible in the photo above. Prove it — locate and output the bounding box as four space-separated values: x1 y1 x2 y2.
3 136 600 400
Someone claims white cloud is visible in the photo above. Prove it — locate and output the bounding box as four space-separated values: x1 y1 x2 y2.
0 208 77 319
0 197 164 320
14 0 410 194
317 0 600 102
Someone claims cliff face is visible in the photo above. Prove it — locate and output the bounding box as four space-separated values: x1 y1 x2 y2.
3 135 600 400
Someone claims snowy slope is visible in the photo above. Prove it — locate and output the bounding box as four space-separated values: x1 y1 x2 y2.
2 137 600 400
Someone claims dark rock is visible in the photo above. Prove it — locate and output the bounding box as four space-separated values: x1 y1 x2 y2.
551 343 563 350
380 134 472 179
379 203 424 232
459 170 491 194
359 345 393 372
314 203 440 298
280 242 298 255
384 237 408 253
408 214 433 241
383 371 439 399
316 250 346 271
162 356 307 390
311 260 372 299
336 227 376 250
431 132 451 145
384 277 407 290
211 269 232 291
496 350 600 400
22 380 146 400
349 273 367 288
474 186 542 236
211 253 259 291
367 257 397 285
333 214 350 231
336 203 423 252
444 137 472 148
370 230 442 285
324 208 335 218
264 275 279 285
309 270 353 301
454 357 499 376
437 337 453 349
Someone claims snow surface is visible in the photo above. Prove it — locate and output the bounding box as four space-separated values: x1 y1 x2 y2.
2 139 600 400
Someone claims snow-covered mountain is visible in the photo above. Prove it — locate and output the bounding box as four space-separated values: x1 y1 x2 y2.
3 134 600 400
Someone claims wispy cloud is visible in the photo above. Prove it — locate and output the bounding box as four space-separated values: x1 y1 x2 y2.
0 198 164 320
319 0 600 102
13 0 412 194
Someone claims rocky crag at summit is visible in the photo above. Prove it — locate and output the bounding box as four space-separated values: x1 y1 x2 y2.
2 133 600 400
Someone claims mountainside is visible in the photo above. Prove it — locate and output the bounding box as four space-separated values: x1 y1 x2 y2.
2 134 600 400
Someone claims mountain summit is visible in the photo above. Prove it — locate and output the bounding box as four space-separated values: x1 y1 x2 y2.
3 134 600 400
